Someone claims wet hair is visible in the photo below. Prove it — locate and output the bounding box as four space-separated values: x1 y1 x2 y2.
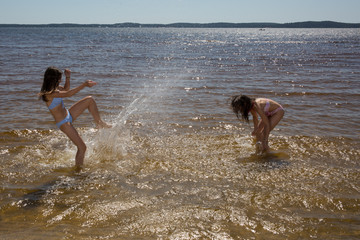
38 67 62 102
230 95 254 123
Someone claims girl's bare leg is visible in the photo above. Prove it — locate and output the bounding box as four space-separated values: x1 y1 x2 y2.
60 123 87 166
259 109 285 152
69 96 111 128
269 109 285 131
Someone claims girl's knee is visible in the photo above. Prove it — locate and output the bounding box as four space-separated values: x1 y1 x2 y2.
85 96 95 102
77 142 87 153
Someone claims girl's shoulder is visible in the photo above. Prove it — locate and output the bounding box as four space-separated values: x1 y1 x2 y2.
44 90 60 101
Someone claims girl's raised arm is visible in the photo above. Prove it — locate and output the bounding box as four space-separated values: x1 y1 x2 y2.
58 69 71 91
63 69 71 91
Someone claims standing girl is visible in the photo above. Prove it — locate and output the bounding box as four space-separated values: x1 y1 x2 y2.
39 67 111 167
230 95 284 152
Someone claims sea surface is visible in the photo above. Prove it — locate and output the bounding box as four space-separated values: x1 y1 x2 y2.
0 27 359 239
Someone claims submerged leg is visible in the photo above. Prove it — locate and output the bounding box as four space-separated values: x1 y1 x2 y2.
60 123 87 166
254 122 265 152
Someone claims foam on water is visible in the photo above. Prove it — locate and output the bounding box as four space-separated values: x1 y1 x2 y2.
1 125 359 239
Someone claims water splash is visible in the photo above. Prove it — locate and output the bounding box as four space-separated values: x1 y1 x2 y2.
85 95 146 162
114 95 146 127
85 62 190 161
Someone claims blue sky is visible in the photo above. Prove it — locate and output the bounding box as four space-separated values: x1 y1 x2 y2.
1 0 359 24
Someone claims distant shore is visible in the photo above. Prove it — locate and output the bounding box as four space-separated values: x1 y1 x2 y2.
1 21 359 28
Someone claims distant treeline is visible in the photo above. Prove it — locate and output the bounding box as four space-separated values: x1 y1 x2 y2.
1 21 359 28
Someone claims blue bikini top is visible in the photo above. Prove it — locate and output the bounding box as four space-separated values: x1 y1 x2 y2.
48 97 64 110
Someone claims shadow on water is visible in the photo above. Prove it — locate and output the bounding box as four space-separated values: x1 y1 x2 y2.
19 167 84 209
236 150 291 169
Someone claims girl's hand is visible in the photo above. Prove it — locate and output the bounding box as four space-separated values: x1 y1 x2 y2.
64 69 71 78
85 80 97 87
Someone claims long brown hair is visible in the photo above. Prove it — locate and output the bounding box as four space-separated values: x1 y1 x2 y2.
230 95 254 123
38 67 62 102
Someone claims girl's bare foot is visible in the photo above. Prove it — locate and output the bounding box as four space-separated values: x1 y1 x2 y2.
97 121 112 129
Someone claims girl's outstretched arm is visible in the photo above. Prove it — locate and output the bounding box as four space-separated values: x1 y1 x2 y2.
50 80 97 98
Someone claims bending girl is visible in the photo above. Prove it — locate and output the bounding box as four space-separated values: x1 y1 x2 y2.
39 67 111 167
230 95 284 152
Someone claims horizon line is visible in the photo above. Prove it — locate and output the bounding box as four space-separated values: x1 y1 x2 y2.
1 21 359 28
1 20 360 25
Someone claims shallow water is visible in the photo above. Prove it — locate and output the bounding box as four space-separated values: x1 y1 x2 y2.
0 27 359 239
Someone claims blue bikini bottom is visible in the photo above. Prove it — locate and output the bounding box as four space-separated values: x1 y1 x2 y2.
56 109 73 128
